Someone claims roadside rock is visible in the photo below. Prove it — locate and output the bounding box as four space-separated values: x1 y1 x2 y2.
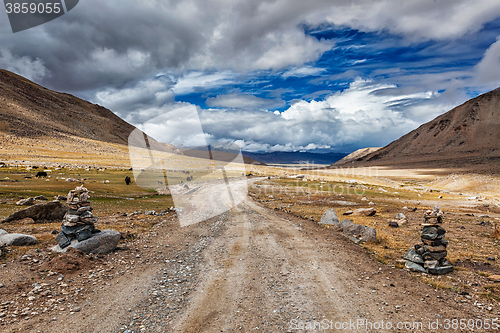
52 230 121 254
0 233 37 247
352 207 376 216
1 201 69 223
337 219 376 242
319 209 339 226
395 213 407 220
16 198 34 206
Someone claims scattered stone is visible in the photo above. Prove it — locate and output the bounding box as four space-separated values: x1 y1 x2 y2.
54 195 68 201
395 213 407 220
487 275 500 282
487 256 496 261
388 221 399 228
16 198 34 206
319 209 339 226
1 201 69 223
352 207 376 216
0 233 37 247
34 195 48 201
336 219 376 242
343 210 353 215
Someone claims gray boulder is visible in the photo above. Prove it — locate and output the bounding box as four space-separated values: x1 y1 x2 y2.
337 219 376 242
353 207 376 216
16 198 34 206
1 201 69 223
52 230 121 254
0 229 7 236
34 195 48 201
0 233 37 247
319 209 339 226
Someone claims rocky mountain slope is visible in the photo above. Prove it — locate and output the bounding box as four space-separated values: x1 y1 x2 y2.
337 88 500 168
0 69 177 154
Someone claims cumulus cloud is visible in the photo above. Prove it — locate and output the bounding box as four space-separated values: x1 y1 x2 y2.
126 78 450 152
0 49 49 81
95 77 175 115
172 71 236 95
1 0 499 93
475 36 500 86
206 93 285 109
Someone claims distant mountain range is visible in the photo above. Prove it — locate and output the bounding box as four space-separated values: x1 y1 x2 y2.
334 87 500 168
243 151 348 165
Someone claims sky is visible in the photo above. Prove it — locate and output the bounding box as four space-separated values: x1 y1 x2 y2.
1 0 500 153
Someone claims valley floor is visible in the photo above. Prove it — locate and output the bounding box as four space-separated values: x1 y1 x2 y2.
0 163 499 332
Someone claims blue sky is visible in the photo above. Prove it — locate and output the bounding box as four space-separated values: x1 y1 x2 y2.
1 0 500 152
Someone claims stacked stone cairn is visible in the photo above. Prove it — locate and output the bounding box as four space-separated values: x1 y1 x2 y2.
55 185 100 248
404 206 453 275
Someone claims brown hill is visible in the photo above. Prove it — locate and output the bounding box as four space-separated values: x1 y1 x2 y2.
0 69 179 166
335 87 500 169
0 69 178 150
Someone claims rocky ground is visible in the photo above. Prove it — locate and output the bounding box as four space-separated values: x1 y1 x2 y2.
0 179 499 332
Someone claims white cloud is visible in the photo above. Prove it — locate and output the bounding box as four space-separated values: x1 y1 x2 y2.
195 78 452 151
0 49 49 82
95 77 175 116
282 66 326 78
475 36 500 87
206 93 285 109
172 71 236 95
315 0 500 41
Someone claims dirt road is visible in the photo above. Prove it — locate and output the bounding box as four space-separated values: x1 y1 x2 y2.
20 180 487 333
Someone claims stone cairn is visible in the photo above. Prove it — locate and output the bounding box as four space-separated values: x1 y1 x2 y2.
404 206 453 275
63 185 97 226
56 185 100 248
